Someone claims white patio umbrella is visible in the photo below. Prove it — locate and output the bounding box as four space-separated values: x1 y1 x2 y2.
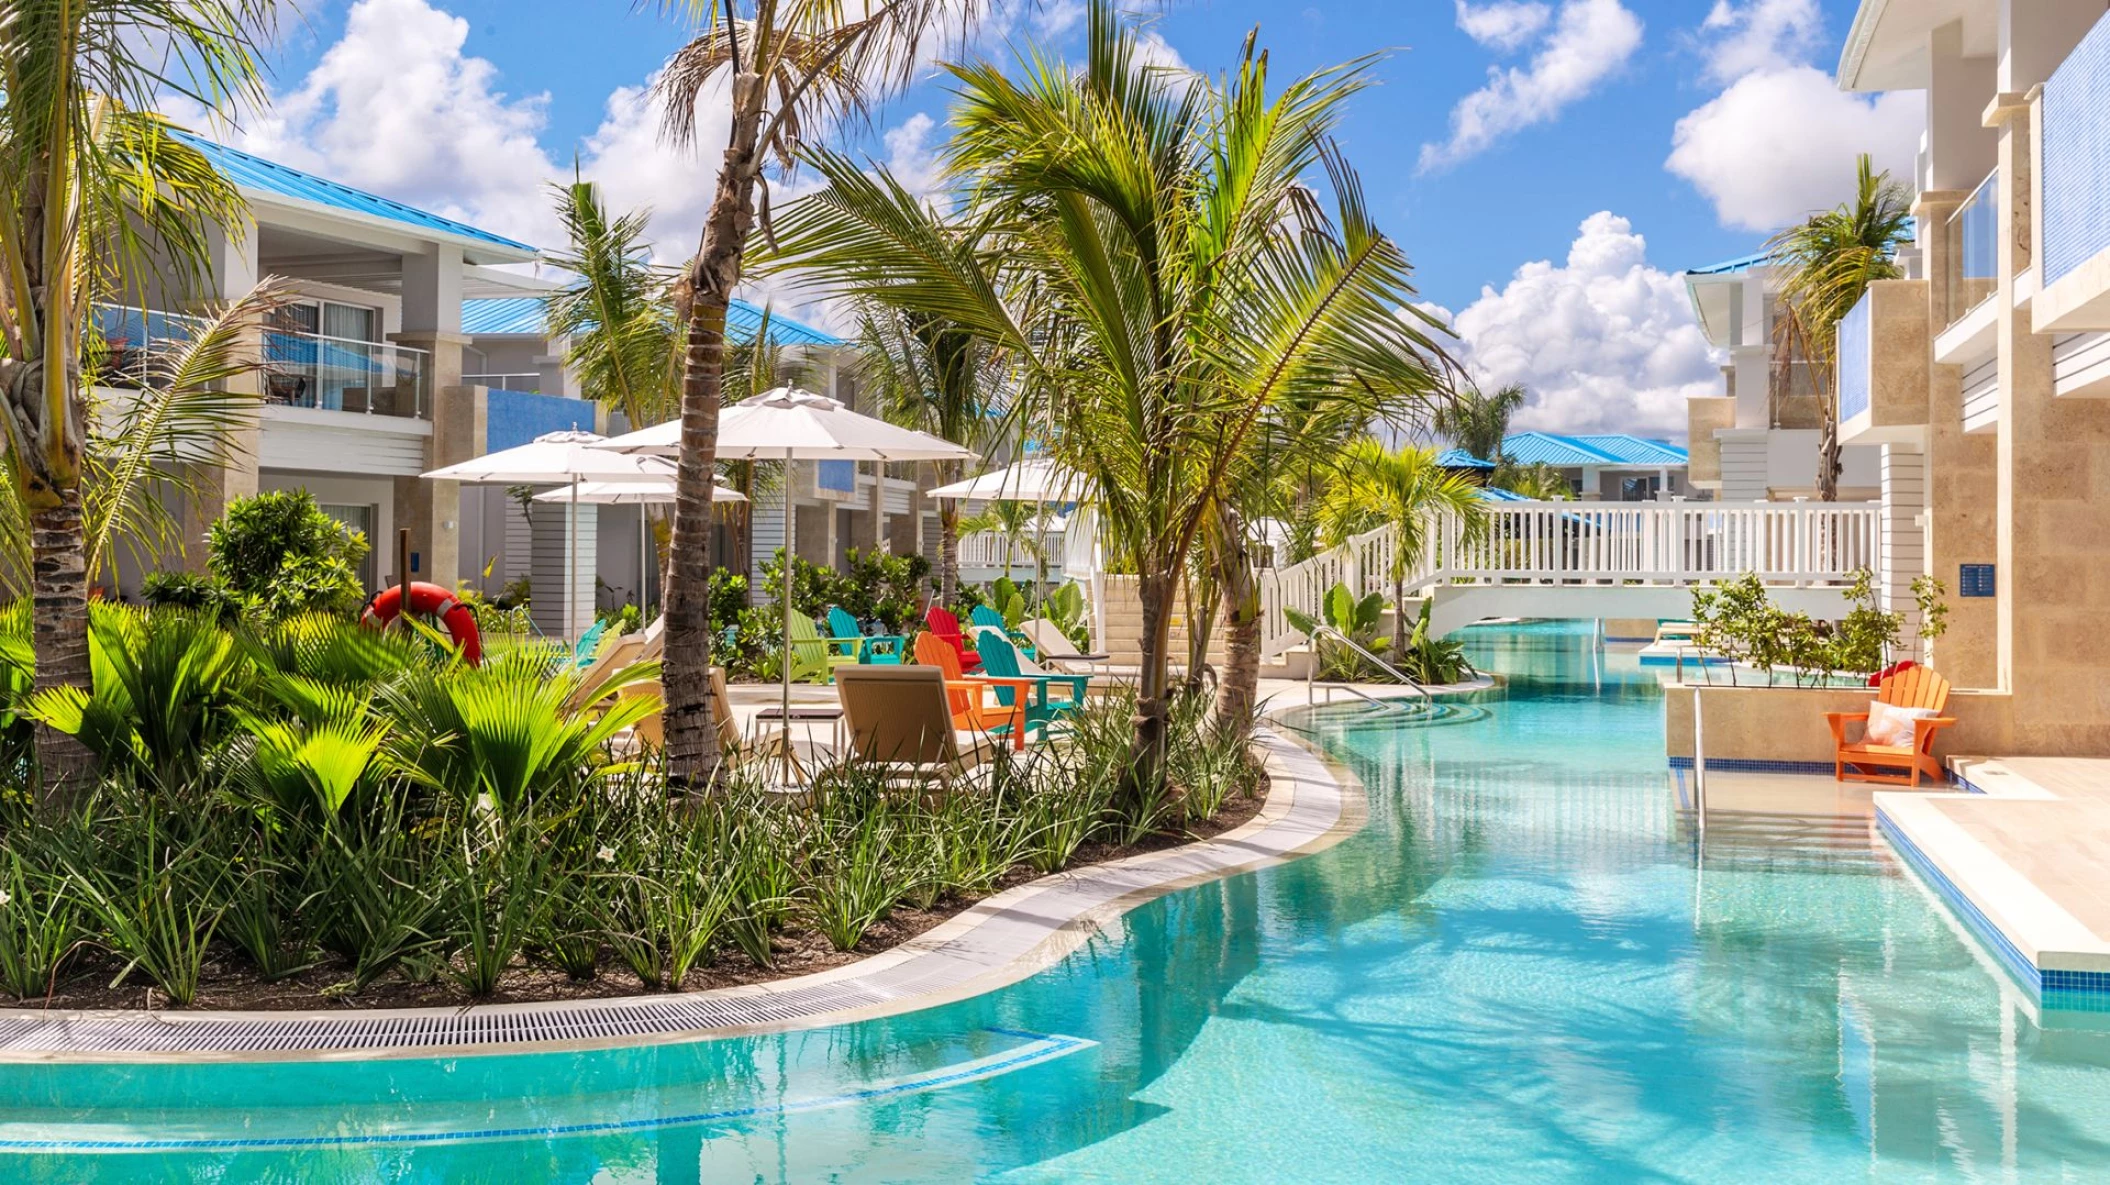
424 429 672 639
597 387 975 782
533 478 744 615
924 456 1085 503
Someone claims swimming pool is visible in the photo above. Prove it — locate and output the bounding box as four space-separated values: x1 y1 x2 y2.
7 622 2110 1181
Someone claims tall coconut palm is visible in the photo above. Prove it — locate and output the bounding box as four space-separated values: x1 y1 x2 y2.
0 0 277 784
853 292 1000 605
648 0 991 785
1765 153 1913 502
1316 440 1487 659
765 4 1451 797
1434 380 1525 463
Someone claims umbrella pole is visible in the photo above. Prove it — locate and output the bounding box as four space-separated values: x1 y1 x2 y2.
781 447 795 787
639 507 649 617
568 476 580 642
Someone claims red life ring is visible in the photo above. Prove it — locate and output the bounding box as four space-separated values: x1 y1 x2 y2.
362 581 483 666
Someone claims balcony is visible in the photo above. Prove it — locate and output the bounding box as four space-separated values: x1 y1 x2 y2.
2033 10 2110 333
92 305 429 420
1945 168 1999 331
1834 280 1930 447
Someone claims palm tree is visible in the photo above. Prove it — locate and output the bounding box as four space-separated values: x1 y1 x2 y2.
545 178 679 430
1316 440 1487 659
1490 458 1570 500
0 0 277 785
764 4 1451 795
853 295 999 605
1434 380 1525 463
1765 153 1913 502
648 0 991 785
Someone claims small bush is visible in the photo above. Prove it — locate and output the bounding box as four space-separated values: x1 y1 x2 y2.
208 490 369 619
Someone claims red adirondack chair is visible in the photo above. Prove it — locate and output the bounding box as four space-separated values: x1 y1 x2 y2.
924 605 983 672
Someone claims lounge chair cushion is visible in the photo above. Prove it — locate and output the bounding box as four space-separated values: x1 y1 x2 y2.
1866 701 1936 747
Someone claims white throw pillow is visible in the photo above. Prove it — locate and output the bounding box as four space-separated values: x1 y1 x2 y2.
1865 700 1937 747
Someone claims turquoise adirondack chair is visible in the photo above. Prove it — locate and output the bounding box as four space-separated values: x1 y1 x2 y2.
973 631 1085 735
828 606 906 664
969 604 1036 658
565 619 610 670
787 611 863 684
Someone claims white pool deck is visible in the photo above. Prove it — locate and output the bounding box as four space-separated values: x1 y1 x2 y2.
1871 757 2110 993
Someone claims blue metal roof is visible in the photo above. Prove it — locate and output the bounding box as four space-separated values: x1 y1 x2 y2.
462 297 548 336
1493 431 1688 468
1436 447 1497 469
726 299 844 348
171 130 538 258
1685 250 1770 277
1565 434 1688 465
462 294 843 347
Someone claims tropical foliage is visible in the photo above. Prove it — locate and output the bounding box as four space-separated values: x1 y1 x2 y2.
1435 380 1525 463
1316 440 1487 657
765 3 1450 790
1690 569 1949 686
1764 154 1914 502
205 490 371 620
0 0 280 785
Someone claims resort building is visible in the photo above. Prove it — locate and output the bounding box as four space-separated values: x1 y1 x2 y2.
1436 432 1692 500
1825 0 2110 743
104 137 951 631
1681 253 1882 501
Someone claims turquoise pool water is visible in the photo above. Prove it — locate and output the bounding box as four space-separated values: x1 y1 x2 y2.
8 622 2110 1182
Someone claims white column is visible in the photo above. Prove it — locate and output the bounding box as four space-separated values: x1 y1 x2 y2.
1879 445 1927 652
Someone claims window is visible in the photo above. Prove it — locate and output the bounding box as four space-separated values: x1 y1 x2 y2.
265 300 383 410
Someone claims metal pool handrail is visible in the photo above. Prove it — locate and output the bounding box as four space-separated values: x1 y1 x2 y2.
1305 625 1434 708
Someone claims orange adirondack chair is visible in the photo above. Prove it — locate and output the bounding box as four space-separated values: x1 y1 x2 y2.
914 632 1029 750
1827 667 1957 787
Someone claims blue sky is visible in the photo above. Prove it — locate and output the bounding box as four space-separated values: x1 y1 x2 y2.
227 0 1919 437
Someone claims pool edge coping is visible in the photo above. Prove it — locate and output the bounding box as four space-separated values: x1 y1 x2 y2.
0 727 1367 1064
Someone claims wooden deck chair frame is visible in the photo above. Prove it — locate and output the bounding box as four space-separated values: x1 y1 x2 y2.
835 665 993 791
1826 666 1957 788
913 632 1030 749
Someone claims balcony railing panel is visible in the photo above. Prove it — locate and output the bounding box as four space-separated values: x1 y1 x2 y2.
265 331 427 419
1946 168 2000 329
2041 11 2110 288
1835 290 1872 422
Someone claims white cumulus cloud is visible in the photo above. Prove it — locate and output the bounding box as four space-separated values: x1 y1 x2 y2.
1665 2 1921 231
1454 0 1552 53
1419 0 1644 172
1424 212 1718 438
1695 0 1822 83
1665 65 1920 231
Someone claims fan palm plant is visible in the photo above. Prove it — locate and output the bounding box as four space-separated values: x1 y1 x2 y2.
647 0 994 784
1764 154 1913 502
765 4 1451 796
1316 440 1487 659
0 0 277 786
1434 380 1525 463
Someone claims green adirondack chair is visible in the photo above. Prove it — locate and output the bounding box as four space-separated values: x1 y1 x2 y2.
828 606 906 664
788 611 864 684
973 631 1085 736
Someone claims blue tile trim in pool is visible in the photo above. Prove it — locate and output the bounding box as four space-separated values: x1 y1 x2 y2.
1666 756 1837 776
1876 807 2110 1013
1945 767 1991 796
0 1029 1096 1153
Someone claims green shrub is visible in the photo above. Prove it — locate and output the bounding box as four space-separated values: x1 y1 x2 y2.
208 490 369 619
140 571 240 624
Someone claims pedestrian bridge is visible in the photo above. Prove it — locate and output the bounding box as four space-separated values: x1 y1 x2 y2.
1259 501 1885 657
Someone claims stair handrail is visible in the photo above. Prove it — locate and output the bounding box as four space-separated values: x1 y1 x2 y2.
1305 623 1433 705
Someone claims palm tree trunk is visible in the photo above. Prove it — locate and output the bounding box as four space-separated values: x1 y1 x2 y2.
1212 508 1261 734
1816 412 1842 503
1392 574 1409 660
1125 566 1178 811
661 71 765 787
30 484 94 792
939 502 960 606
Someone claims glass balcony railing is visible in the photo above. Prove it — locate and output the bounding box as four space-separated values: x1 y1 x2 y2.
1836 290 1872 423
1944 167 1999 329
92 305 430 419
265 330 427 418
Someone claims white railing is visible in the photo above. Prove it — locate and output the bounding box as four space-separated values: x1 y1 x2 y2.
1259 501 1883 659
958 530 1064 574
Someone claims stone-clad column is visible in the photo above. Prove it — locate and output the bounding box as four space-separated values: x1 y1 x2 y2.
391 244 471 590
